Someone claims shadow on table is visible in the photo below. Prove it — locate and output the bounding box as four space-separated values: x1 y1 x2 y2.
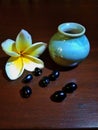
0 56 11 81
40 48 78 71
0 48 78 81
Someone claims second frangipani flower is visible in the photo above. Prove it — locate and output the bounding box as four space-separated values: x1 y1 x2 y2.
1 29 47 80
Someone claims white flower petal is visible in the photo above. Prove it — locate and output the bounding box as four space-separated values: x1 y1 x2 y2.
24 42 47 57
1 39 19 57
16 29 32 53
5 57 24 80
23 55 44 71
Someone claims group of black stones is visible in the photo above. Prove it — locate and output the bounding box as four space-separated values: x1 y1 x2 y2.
21 67 77 102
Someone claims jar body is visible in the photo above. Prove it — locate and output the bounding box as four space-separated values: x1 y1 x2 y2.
49 23 90 67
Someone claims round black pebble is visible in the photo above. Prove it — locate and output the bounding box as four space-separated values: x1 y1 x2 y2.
50 90 66 102
20 86 32 98
34 67 42 76
62 82 77 93
22 74 33 83
39 76 50 87
49 70 60 81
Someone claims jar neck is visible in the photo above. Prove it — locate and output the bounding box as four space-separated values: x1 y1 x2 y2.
58 22 86 37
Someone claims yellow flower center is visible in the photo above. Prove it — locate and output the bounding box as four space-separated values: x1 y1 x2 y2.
19 50 24 56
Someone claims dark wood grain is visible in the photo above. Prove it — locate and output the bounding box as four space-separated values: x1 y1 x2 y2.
0 0 98 129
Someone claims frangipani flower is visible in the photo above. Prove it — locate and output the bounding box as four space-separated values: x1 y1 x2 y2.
1 29 47 80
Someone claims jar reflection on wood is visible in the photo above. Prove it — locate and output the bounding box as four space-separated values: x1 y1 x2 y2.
49 22 90 67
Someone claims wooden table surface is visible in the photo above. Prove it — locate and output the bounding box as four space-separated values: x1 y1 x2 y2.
0 0 98 129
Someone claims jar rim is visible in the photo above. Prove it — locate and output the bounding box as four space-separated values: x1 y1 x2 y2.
58 22 86 37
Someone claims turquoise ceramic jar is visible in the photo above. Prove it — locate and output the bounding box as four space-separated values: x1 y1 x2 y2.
49 22 90 67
